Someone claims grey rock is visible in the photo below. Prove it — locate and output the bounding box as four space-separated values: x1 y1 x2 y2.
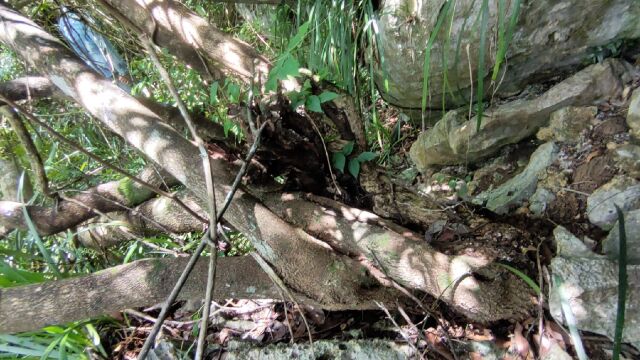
473 142 559 215
553 226 599 259
536 106 597 142
541 343 573 360
220 339 416 360
410 60 624 168
549 226 640 347
611 143 640 178
603 209 640 264
628 88 640 140
148 339 179 360
376 0 639 109
529 187 556 216
587 175 640 230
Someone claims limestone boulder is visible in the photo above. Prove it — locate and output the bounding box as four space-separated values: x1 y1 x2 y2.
628 88 640 139
536 106 597 142
587 175 640 230
376 0 640 109
410 60 624 169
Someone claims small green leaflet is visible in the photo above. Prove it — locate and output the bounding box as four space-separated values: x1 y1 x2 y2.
209 81 219 105
306 95 322 112
318 91 339 103
356 151 377 162
286 20 311 52
342 141 354 156
332 152 346 172
227 82 241 104
348 158 360 178
265 55 300 92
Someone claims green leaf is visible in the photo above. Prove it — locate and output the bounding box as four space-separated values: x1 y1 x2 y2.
613 205 628 360
332 152 346 172
209 82 219 105
280 56 300 78
227 83 240 104
342 141 354 156
223 118 235 137
287 91 305 109
498 263 541 295
348 158 360 178
286 20 311 52
265 55 300 92
318 91 339 103
356 151 377 162
195 5 207 17
306 95 323 112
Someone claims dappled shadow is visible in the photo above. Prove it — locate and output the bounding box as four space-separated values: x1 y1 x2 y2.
263 192 535 322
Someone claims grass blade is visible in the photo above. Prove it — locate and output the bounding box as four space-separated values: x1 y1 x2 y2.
613 205 628 360
554 274 588 360
475 0 489 131
497 263 540 295
421 0 453 129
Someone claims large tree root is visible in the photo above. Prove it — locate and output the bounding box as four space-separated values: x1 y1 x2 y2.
0 5 535 324
0 256 282 333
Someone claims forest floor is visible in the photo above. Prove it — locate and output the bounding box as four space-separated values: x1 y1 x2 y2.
106 67 640 360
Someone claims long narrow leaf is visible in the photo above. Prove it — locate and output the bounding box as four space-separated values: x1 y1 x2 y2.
554 274 588 360
613 205 628 360
421 0 453 126
17 174 61 277
491 0 521 81
475 0 489 131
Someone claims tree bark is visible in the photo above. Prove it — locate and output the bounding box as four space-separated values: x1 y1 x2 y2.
0 76 62 106
0 4 396 313
0 256 282 333
100 0 270 85
76 190 206 249
0 166 177 235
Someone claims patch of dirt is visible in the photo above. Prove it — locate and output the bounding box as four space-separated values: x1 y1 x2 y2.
572 155 614 193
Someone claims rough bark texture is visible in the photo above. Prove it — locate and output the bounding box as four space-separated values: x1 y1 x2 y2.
0 256 282 333
0 5 535 324
0 166 177 235
77 190 206 248
0 76 62 106
261 192 533 322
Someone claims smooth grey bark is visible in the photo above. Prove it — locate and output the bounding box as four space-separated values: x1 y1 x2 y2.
101 0 270 85
0 256 285 333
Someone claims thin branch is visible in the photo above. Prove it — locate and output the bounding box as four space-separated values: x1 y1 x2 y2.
133 20 221 356
376 301 425 360
0 106 53 198
137 122 267 360
0 95 207 224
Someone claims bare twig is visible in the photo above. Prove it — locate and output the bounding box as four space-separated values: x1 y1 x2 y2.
376 301 425 360
137 123 266 359
305 114 342 196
